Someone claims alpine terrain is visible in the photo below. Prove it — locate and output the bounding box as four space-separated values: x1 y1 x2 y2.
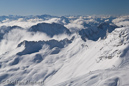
0 15 129 86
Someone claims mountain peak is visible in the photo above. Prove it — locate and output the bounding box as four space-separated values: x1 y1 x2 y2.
29 23 71 37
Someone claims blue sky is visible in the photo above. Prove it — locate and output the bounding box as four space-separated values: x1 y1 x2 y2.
0 0 129 16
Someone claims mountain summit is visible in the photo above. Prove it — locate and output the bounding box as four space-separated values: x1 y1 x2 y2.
29 23 71 37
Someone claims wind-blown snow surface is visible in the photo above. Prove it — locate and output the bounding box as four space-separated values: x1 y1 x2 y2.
0 15 129 86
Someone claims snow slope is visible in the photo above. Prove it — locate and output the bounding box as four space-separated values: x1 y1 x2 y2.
54 26 129 86
0 15 129 86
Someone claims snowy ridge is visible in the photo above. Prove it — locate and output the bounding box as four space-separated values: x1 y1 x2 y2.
0 15 129 86
17 38 73 55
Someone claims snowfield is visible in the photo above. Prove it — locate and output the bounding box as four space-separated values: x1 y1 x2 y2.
0 15 129 86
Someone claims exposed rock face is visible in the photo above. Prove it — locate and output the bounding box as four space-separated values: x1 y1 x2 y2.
29 23 71 37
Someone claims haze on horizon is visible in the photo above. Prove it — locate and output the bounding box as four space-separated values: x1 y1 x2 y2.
0 0 129 16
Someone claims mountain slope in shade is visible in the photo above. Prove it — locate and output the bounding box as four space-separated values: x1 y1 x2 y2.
29 23 71 37
0 26 22 41
79 22 118 41
17 38 73 55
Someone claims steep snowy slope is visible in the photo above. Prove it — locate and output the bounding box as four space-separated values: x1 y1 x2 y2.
56 27 129 86
46 26 129 86
0 15 129 86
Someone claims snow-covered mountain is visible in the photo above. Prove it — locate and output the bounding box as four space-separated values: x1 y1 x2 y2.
29 23 71 37
0 15 129 86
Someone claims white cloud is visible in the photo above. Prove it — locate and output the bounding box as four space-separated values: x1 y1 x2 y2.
0 28 50 55
0 18 44 28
